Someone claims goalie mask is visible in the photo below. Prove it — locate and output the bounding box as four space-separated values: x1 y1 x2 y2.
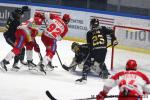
71 42 80 53
90 18 99 30
126 59 137 70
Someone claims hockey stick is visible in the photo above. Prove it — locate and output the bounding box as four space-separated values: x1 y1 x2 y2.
46 90 57 100
62 44 113 71
56 50 70 71
45 90 95 100
46 90 141 100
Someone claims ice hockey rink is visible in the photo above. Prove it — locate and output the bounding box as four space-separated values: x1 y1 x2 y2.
0 33 150 100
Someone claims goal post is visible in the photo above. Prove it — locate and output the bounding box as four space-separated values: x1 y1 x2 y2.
110 25 150 71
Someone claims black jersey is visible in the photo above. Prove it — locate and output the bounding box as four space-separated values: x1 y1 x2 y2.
86 26 116 50
3 16 20 41
75 44 90 63
3 7 29 42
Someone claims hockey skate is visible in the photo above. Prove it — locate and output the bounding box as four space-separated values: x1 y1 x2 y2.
75 77 87 84
45 62 56 71
11 63 20 71
75 76 87 84
27 60 37 70
38 64 46 75
0 59 8 72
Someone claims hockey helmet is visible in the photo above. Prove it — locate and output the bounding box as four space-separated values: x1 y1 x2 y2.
34 12 45 25
21 6 30 12
71 42 80 53
126 59 137 70
62 14 70 24
12 6 30 20
12 8 23 19
90 18 99 29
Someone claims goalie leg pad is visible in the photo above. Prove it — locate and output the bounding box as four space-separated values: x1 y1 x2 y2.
99 63 110 79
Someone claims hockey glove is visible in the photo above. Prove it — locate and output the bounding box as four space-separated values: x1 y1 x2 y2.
96 91 107 100
112 40 118 46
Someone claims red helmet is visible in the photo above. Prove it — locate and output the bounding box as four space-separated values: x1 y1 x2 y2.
62 14 70 24
126 59 137 70
34 12 45 25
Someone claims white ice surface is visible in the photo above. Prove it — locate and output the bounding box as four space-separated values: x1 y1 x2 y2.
0 33 149 100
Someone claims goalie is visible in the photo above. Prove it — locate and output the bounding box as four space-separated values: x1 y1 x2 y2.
74 18 118 84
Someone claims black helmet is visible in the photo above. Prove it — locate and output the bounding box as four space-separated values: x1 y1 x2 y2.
90 18 99 29
71 42 80 53
21 6 30 12
12 8 22 19
12 6 29 19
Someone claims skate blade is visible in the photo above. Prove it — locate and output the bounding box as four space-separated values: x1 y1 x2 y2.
75 80 87 85
10 68 19 72
45 67 54 71
29 67 38 71
29 68 46 75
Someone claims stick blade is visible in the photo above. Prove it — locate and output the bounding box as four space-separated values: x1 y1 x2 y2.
62 65 70 71
46 90 57 100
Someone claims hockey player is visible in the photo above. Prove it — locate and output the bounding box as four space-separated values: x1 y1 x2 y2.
76 18 118 84
68 42 90 71
69 42 103 75
3 6 30 70
38 13 70 74
0 12 45 72
96 59 150 100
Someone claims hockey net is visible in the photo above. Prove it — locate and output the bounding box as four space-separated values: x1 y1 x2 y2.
107 25 150 73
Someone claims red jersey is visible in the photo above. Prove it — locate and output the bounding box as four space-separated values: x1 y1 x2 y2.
17 18 39 42
43 14 68 40
103 70 150 100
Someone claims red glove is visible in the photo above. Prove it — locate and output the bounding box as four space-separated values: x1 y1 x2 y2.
34 43 40 52
96 91 107 100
